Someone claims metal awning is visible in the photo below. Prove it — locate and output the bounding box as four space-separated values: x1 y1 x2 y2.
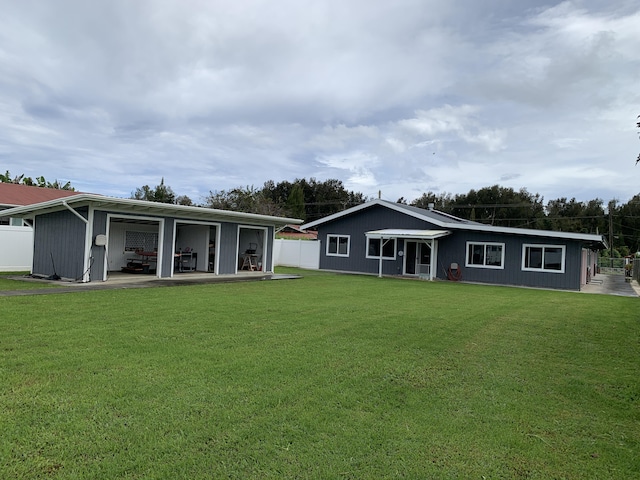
365 229 450 279
365 229 451 240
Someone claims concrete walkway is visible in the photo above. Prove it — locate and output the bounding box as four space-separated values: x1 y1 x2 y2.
580 273 639 297
0 272 302 297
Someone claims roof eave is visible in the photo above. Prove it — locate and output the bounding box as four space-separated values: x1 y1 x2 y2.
2 194 303 226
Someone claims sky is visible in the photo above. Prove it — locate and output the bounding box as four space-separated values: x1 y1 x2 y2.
1 0 639 206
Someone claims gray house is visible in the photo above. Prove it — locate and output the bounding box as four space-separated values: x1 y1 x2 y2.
301 199 606 291
3 194 301 282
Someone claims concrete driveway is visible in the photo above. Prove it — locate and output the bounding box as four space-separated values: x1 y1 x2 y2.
581 273 639 297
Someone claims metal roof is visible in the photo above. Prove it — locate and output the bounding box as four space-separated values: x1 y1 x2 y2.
366 229 451 240
1 193 303 227
301 199 607 248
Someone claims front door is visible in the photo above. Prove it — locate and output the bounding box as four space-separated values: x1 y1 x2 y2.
405 241 417 275
404 241 432 276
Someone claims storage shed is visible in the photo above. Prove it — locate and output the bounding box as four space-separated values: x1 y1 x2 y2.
3 194 302 282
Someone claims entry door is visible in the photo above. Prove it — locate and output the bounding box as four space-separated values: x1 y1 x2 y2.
405 241 431 276
405 241 418 275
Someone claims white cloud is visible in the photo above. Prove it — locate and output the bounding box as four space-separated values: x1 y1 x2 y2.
0 0 639 205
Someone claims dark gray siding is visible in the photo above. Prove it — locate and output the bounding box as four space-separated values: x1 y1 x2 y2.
318 204 439 275
436 231 583 290
218 222 239 274
33 209 87 280
316 204 585 290
90 210 108 281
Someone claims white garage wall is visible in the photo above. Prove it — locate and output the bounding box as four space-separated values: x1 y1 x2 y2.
0 226 33 271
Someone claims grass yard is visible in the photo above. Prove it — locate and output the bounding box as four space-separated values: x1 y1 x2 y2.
1 269 639 479
0 272 59 291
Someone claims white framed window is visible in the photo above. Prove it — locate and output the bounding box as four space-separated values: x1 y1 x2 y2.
466 242 505 269
366 238 396 259
326 234 350 257
522 244 565 273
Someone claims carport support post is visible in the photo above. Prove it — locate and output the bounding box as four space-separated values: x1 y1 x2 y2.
378 237 391 278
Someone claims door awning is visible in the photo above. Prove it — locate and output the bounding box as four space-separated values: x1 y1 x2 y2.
365 229 451 240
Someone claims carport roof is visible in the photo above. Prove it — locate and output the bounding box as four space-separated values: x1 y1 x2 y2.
2 193 303 226
366 229 451 240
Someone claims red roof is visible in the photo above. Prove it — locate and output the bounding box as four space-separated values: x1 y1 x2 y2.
0 183 82 207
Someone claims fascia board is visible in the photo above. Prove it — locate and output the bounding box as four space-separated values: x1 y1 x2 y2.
2 194 302 226
452 222 606 243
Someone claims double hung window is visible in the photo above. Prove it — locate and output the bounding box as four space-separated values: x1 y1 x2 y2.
466 242 504 269
522 244 565 273
326 234 350 257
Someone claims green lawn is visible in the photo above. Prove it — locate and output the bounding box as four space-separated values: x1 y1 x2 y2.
0 272 60 291
1 269 638 479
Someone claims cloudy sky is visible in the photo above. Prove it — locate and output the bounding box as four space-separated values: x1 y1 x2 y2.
1 0 639 205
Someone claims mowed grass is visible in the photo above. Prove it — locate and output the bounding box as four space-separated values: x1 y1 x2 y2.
1 269 638 479
0 272 59 291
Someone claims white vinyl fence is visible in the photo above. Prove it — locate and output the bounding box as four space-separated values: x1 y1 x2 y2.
0 226 33 272
273 239 320 270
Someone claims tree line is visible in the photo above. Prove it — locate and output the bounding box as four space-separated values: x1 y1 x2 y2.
136 177 639 257
3 170 639 256
0 170 74 190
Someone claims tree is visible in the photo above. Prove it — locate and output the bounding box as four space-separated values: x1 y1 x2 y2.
132 178 176 204
205 185 285 216
0 170 74 190
446 185 545 228
411 191 454 212
285 184 306 220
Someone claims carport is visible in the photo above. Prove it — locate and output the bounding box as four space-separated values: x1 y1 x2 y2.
365 229 451 279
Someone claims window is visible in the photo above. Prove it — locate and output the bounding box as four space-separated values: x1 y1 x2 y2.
522 244 565 273
366 238 396 259
125 230 158 252
326 234 350 257
466 242 505 269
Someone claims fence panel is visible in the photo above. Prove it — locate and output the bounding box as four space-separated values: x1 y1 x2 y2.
274 239 320 270
0 226 33 271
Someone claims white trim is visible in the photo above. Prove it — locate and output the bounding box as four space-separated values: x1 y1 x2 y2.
366 237 397 260
326 234 350 257
106 213 165 279
83 206 94 283
3 193 302 226
521 243 566 274
236 224 269 273
465 241 505 270
171 219 221 277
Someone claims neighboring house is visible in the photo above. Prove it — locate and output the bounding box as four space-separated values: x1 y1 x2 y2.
0 182 80 225
0 183 83 272
300 199 607 291
3 193 302 282
275 224 318 240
